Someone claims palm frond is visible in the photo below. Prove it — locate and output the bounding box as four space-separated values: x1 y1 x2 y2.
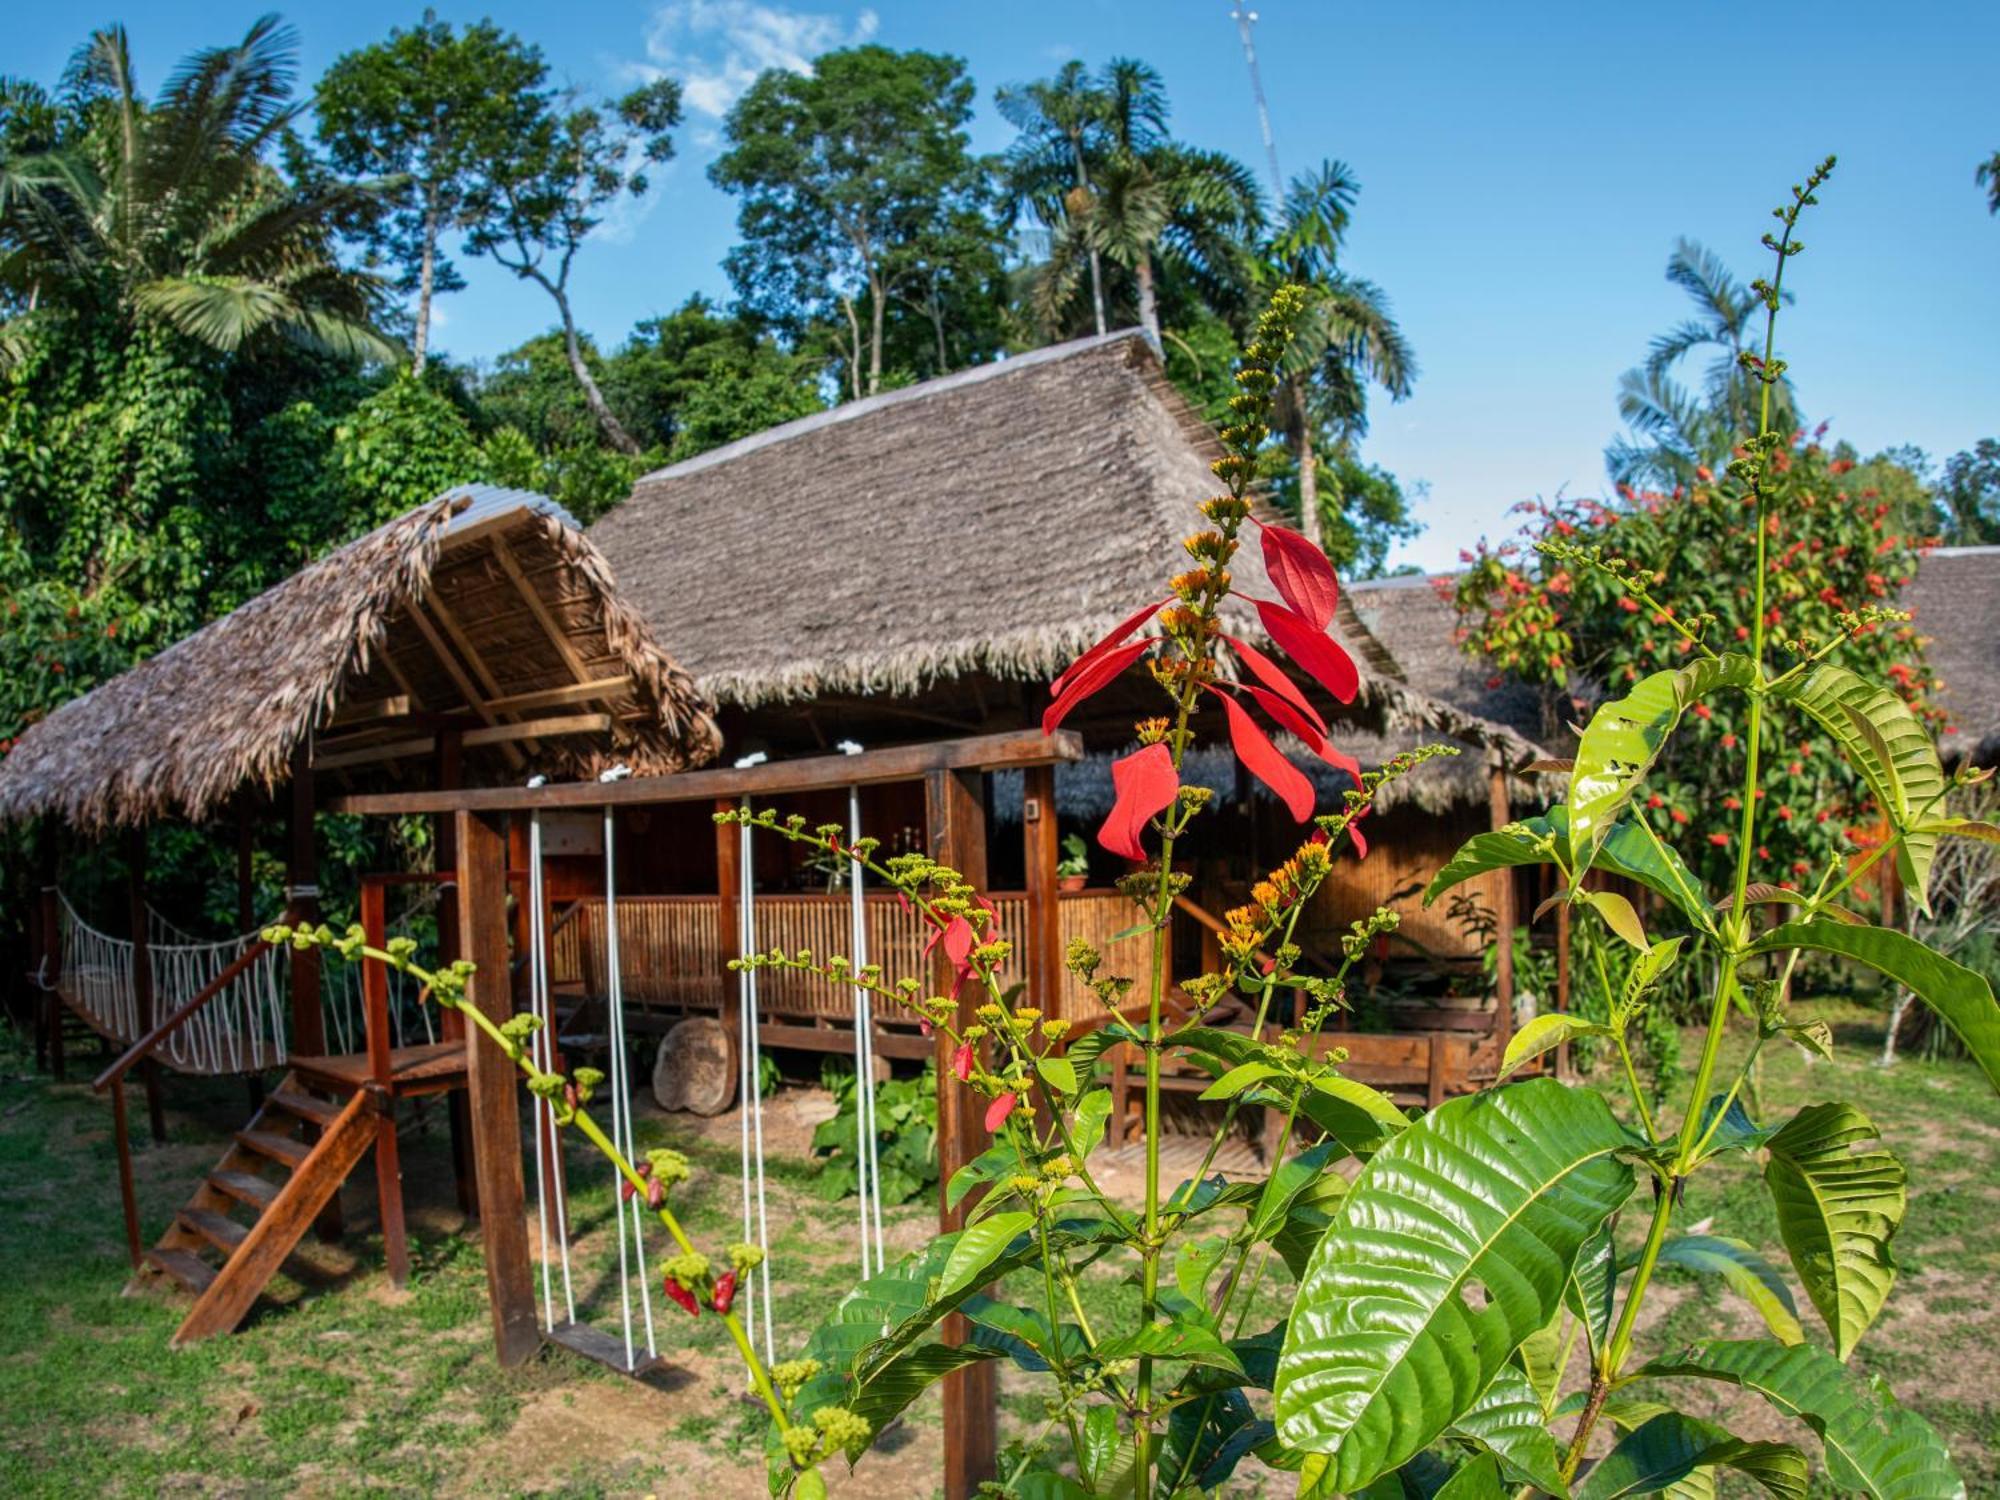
1663 236 1752 340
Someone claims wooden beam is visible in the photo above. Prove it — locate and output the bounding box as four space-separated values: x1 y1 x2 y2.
314 735 438 773
463 713 610 748
489 535 593 682
328 695 412 730
483 675 631 717
329 729 1085 817
437 505 532 553
1022 765 1062 1021
926 766 998 1499
404 599 525 769
457 807 540 1367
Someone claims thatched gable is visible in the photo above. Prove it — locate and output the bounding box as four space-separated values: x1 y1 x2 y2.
0 488 720 832
592 330 1538 768
1908 544 2000 766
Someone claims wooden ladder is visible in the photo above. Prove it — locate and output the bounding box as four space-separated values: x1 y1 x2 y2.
138 1072 380 1346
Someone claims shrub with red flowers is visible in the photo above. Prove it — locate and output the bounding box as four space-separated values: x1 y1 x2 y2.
1451 432 1943 896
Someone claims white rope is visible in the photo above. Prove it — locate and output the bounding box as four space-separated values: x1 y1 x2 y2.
528 813 577 1331
737 807 777 1364
849 783 886 1276
603 809 659 1370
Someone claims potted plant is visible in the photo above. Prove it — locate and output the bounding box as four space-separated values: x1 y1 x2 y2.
1056 832 1090 892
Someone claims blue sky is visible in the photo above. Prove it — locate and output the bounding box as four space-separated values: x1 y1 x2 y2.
15 1 1999 570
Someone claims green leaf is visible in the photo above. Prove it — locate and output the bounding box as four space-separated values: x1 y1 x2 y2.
1748 920 2000 1094
1199 1060 1284 1101
1587 889 1652 950
1065 1020 1142 1076
1427 806 1715 936
1768 663 1945 908
1515 1315 1569 1418
1035 1055 1078 1095
1693 1091 1776 1157
938 1211 1035 1300
1299 1071 1411 1156
1093 1321 1248 1377
795 1468 828 1500
1078 1403 1128 1494
1652 1235 1803 1346
1174 1236 1227 1307
1568 656 1754 879
1436 1452 1508 1499
1449 1362 1570 1496
843 1340 1003 1440
1500 1013 1613 1081
1575 1412 1807 1500
945 1140 1017 1211
1638 1340 1964 1500
1274 1078 1638 1488
1763 1103 1905 1360
1566 1221 1619 1362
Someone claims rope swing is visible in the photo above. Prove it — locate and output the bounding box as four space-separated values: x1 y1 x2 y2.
839 743 887 1278
602 802 660 1371
735 788 777 1365
525 811 576 1334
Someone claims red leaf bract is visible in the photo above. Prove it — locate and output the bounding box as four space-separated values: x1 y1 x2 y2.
1097 742 1179 861
1243 684 1328 754
952 1042 974 1081
1226 635 1327 737
1050 600 1165 696
985 1091 1017 1133
1261 524 1340 629
1043 638 1151 736
1255 599 1360 705
1211 688 1315 823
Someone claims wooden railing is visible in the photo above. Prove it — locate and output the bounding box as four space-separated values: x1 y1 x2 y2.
568 889 1149 1023
94 937 278 1270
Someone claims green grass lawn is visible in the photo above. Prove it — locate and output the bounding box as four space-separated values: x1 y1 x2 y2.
0 1000 1991 1497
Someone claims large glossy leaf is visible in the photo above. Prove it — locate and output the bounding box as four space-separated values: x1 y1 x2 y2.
1763 1102 1905 1360
1768 663 1945 908
1274 1079 1638 1488
1568 656 1754 879
1566 1220 1619 1361
1652 1234 1803 1345
1427 806 1715 935
1500 1013 1612 1081
1449 1362 1569 1496
1575 1412 1806 1500
1435 1453 1508 1498
1173 1024 1407 1157
939 1212 1034 1299
1748 920 2000 1094
1638 1339 1966 1500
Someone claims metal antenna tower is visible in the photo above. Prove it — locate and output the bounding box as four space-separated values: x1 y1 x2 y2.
1230 6 1284 198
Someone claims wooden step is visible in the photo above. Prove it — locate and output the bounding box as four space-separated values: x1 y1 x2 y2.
144 1248 217 1294
208 1169 280 1211
267 1089 341 1127
235 1129 310 1168
547 1320 670 1377
178 1207 248 1254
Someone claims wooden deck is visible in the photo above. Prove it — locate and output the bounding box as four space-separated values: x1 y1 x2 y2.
289 1041 468 1098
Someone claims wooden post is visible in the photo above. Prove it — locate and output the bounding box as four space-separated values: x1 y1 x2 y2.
456 808 539 1367
127 826 166 1144
37 825 60 1079
715 799 742 1071
1022 766 1062 1020
361 879 409 1287
1487 759 1516 1062
925 767 997 1500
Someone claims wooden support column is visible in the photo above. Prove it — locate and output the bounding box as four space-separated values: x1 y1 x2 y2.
361 879 409 1287
1488 758 1516 1063
37 824 60 1079
715 801 743 1070
1022 765 1062 1020
456 808 539 1367
925 767 998 1500
126 826 166 1144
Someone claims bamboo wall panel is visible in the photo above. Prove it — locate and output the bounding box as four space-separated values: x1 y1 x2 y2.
1303 836 1501 960
569 891 1147 1024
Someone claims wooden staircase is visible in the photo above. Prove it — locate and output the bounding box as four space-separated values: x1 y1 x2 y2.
138 1073 381 1346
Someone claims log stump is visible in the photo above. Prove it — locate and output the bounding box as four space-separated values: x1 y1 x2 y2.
653 1017 735 1116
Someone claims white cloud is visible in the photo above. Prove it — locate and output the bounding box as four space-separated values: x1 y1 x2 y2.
639 1 879 121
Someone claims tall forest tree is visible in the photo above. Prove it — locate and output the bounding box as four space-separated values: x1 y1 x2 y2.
311 12 547 373
997 60 1112 334
460 75 683 453
711 46 1000 400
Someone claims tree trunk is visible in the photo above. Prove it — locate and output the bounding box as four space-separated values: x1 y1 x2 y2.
413 201 439 376
555 291 639 456
928 282 948 373
1296 408 1321 552
1135 256 1160 349
1071 140 1105 337
867 273 886 398
840 296 863 402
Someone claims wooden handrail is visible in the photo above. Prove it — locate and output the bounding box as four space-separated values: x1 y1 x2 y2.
510 899 584 981
93 937 277 1094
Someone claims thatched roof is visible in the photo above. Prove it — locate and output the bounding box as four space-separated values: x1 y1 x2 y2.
1908 544 2000 767
593 330 1539 769
0 487 720 832
1346 573 1544 741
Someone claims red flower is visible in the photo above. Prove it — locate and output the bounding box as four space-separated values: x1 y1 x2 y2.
1693 703 1712 720
1721 734 1739 749
1777 805 1794 821
1252 598 1360 704
1259 522 1340 628
1098 743 1179 861
1226 635 1327 738
1043 638 1152 735
1646 794 1664 810
1708 832 1730 847
924 913 979 997
1670 808 1688 824
663 1277 700 1318
985 1092 1017 1133
952 1041 974 1082
710 1270 737 1315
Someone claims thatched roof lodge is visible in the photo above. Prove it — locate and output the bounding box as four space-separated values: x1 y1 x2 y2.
0 487 719 832
590 329 1541 792
1908 544 2000 768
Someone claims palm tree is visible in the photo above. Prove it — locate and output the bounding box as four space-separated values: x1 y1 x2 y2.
996 61 1110 335
1607 238 1796 489
0 18 396 369
1024 60 1262 348
1260 161 1415 552
1978 149 2000 215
